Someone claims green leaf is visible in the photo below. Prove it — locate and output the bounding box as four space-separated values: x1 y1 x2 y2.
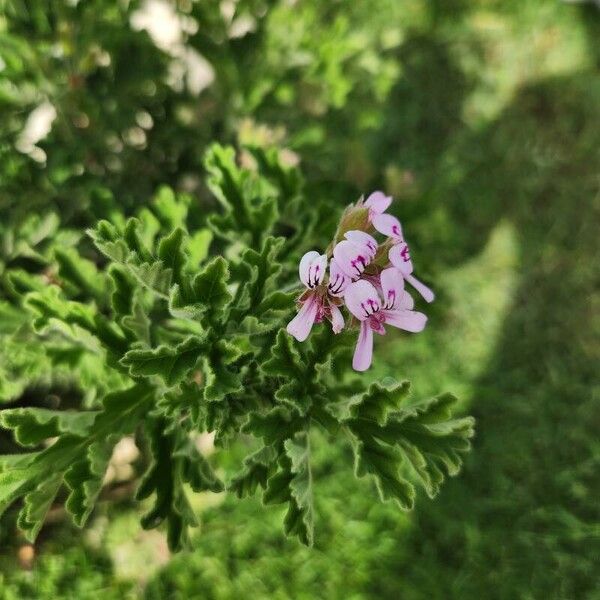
0 384 153 534
202 340 244 402
87 219 130 263
204 144 253 233
262 329 304 379
152 186 189 230
55 246 107 305
187 229 213 269
137 418 220 552
123 218 153 262
5 269 47 297
62 385 154 527
228 445 278 498
16 213 60 252
284 433 314 546
157 227 186 287
351 431 415 509
136 207 161 250
129 259 172 298
0 300 29 333
121 297 152 345
260 330 314 414
108 265 136 316
347 391 475 507
17 475 62 542
245 145 303 203
173 436 223 494
25 286 96 333
120 335 208 386
0 464 39 520
0 408 97 447
169 256 232 322
274 380 312 416
379 398 475 497
64 439 114 527
88 219 172 298
256 290 296 314
243 406 301 445
204 144 280 243
231 236 285 319
264 433 314 546
236 315 282 339
350 380 411 426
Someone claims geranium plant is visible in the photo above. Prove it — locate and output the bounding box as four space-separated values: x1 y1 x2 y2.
0 145 474 550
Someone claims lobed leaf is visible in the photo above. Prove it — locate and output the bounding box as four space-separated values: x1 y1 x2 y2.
228 445 278 498
169 256 232 322
0 408 97 447
120 335 209 386
264 433 314 546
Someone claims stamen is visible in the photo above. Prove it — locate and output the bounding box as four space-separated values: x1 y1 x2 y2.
360 302 371 318
367 298 379 313
329 275 344 295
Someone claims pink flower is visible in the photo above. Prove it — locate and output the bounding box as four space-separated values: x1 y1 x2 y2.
372 213 435 303
344 268 427 371
287 251 345 342
332 230 378 280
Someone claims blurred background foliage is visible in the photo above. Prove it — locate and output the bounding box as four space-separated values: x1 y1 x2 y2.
1 0 599 598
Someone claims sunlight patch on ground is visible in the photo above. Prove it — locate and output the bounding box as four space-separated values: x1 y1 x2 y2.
461 6 590 125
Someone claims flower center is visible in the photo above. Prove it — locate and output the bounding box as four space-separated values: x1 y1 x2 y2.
351 255 367 277
368 312 386 333
360 298 380 318
384 290 396 309
308 264 321 288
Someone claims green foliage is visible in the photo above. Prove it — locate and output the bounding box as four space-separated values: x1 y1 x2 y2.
345 386 474 509
0 143 472 551
121 336 208 387
0 545 135 600
136 417 223 552
0 0 481 574
0 408 98 446
1 0 596 597
169 256 232 322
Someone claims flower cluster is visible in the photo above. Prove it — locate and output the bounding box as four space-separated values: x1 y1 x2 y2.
287 191 434 371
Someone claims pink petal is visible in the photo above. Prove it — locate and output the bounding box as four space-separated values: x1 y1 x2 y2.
398 290 415 310
405 274 435 303
333 240 370 279
364 191 392 216
299 251 327 289
286 294 319 341
353 320 374 371
328 258 350 297
344 279 381 321
383 309 427 332
372 213 404 239
328 301 345 334
389 242 414 275
344 230 378 259
380 267 405 310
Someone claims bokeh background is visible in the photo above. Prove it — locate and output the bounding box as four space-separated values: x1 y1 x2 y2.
1 0 599 598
